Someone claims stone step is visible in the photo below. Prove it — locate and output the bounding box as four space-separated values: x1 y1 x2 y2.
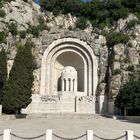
0 113 104 120
26 113 103 119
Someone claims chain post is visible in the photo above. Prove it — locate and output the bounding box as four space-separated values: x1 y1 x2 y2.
126 130 133 140
46 129 53 140
3 129 11 140
87 130 93 140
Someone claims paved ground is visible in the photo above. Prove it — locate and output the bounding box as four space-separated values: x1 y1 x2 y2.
0 116 139 140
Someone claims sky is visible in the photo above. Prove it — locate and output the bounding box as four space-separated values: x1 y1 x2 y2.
82 0 92 1
34 0 92 4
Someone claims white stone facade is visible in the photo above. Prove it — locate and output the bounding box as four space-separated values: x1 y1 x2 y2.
22 38 107 114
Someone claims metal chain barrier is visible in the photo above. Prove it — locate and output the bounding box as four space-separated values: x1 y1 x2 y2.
134 135 140 139
53 133 87 140
10 132 45 140
93 134 126 140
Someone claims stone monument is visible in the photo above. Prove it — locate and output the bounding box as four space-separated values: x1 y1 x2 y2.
22 38 106 114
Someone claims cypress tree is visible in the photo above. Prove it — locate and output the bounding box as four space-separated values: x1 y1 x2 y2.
0 48 7 104
2 42 34 114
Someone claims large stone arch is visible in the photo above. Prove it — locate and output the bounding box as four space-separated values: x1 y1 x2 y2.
40 38 98 97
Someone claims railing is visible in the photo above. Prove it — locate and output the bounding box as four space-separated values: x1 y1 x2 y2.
93 133 126 140
134 135 140 140
53 133 86 140
0 129 139 140
11 132 45 140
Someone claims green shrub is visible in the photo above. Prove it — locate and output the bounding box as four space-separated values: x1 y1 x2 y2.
75 17 88 30
19 30 26 39
112 7 129 20
8 22 18 36
123 57 131 63
38 16 50 31
68 26 74 30
38 23 50 32
115 79 140 116
126 19 138 29
127 65 134 72
0 9 6 18
27 21 50 37
0 31 6 43
113 69 121 75
27 25 40 37
127 42 133 48
105 32 130 47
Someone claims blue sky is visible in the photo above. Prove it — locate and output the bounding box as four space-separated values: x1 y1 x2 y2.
82 0 92 1
34 0 92 4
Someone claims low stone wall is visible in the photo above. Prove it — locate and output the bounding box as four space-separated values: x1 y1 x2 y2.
124 116 140 122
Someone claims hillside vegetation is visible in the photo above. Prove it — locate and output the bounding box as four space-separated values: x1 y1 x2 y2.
40 0 140 29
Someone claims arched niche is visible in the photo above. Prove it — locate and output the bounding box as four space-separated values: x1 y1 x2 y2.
55 52 84 92
40 38 98 96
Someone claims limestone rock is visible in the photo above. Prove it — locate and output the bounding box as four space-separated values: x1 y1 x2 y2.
32 38 43 68
47 13 77 29
114 44 125 56
7 45 17 60
111 75 121 91
32 68 40 94
99 82 106 95
7 60 14 76
2 0 42 31
114 62 120 70
116 14 138 31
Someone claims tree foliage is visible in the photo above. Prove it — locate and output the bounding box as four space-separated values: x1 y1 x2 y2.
75 17 88 30
0 48 7 104
114 79 140 116
2 41 34 114
0 31 6 43
105 32 130 47
40 0 140 28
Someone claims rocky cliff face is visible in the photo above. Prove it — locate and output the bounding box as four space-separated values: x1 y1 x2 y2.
0 0 140 99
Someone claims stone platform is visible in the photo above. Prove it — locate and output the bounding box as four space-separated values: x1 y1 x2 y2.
0 113 102 121
22 94 96 114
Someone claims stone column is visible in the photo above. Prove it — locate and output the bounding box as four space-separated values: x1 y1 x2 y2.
62 79 64 91
70 79 73 91
66 79 69 91
75 79 77 91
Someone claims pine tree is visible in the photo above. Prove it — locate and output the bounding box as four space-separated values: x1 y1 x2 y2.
2 42 34 114
0 48 7 104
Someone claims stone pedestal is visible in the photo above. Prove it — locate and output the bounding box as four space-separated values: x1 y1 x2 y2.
22 93 96 114
76 96 95 113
